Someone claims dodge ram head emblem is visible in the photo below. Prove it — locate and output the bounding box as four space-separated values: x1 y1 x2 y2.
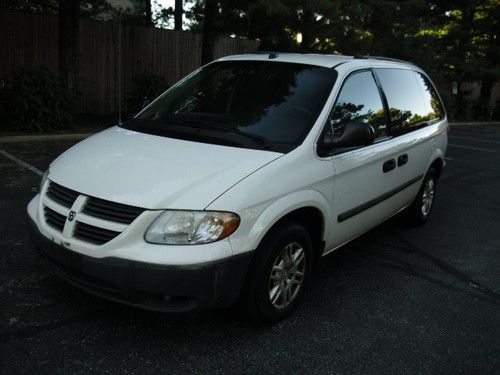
68 211 76 222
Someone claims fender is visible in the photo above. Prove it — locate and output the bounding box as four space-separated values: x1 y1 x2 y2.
229 190 332 256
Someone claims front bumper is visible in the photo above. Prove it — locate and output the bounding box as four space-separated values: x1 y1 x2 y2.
28 216 253 312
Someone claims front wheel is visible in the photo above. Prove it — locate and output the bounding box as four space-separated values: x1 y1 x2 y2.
406 168 437 225
238 222 313 323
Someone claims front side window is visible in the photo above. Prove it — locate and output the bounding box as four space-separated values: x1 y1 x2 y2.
375 68 431 136
329 70 388 140
122 61 337 153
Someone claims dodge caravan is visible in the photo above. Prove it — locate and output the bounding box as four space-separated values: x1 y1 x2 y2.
27 53 448 322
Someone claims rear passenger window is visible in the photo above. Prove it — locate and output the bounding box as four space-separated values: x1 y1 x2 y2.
375 69 429 136
414 72 445 122
330 71 388 140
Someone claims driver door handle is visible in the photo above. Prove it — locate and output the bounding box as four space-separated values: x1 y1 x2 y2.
398 154 409 166
383 159 396 173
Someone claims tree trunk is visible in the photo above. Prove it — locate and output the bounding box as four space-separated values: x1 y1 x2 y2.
300 9 314 52
58 0 80 94
144 0 153 27
174 0 183 31
478 31 498 120
201 0 216 65
455 3 476 119
478 80 494 120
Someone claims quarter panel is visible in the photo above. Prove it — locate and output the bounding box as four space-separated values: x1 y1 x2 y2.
432 120 448 167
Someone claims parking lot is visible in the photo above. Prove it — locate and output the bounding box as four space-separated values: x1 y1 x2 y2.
1 125 499 373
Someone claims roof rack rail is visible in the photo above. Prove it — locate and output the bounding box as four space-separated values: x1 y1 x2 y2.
255 51 285 54
353 55 414 65
254 51 283 58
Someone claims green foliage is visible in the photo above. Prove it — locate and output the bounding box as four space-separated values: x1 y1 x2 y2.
0 0 59 14
125 72 170 114
0 69 77 132
185 0 499 121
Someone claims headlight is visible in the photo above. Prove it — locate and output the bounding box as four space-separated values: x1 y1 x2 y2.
145 210 240 245
39 169 49 192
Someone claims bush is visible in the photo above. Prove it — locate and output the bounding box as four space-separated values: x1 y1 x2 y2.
125 72 169 115
0 68 77 132
441 94 477 122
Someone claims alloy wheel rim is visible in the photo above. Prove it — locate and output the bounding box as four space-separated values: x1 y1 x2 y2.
268 242 306 310
421 178 435 217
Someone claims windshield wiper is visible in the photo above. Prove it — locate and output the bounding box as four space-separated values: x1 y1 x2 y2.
159 118 270 149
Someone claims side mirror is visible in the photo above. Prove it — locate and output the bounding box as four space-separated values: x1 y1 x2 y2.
332 120 375 148
318 120 375 156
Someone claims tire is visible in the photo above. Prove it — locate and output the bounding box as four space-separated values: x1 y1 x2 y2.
238 221 313 323
406 167 438 225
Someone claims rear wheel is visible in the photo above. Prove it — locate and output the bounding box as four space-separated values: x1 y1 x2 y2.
238 221 313 323
406 168 437 225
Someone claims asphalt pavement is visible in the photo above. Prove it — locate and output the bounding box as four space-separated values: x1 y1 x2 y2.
0 125 499 374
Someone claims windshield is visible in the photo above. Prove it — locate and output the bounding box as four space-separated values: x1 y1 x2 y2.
121 61 337 153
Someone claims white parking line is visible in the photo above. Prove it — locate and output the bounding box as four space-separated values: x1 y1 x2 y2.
0 149 43 176
448 144 497 153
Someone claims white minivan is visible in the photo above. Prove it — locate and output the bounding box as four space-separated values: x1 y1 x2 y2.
28 53 447 322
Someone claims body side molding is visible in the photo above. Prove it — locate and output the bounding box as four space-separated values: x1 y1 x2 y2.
337 175 423 222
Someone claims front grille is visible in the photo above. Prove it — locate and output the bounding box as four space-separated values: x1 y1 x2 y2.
43 180 145 246
46 182 79 208
44 207 66 231
83 197 144 224
74 222 121 245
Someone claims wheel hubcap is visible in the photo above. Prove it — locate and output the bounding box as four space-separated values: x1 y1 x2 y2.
421 178 435 217
268 242 306 310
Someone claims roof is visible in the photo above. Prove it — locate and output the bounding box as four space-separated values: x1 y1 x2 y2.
217 53 414 69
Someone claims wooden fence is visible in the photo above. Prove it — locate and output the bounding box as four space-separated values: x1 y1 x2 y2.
0 10 259 114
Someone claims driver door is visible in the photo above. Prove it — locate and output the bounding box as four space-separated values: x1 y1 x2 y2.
327 70 403 248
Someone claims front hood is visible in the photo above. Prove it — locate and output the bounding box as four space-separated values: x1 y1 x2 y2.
49 126 282 209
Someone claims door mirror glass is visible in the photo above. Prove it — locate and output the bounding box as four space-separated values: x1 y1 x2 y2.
317 120 375 156
331 120 375 148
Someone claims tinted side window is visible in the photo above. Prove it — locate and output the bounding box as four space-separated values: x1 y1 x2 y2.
414 72 445 121
375 69 429 136
330 71 388 139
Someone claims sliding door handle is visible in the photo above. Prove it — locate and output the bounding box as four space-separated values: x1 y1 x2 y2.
398 154 409 166
383 159 396 173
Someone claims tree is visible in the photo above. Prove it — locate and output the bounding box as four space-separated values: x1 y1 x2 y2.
473 0 499 118
0 0 59 13
174 0 183 30
58 0 80 93
416 0 500 119
201 0 217 64
5 0 498 120
122 0 154 26
155 0 186 30
144 0 153 26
